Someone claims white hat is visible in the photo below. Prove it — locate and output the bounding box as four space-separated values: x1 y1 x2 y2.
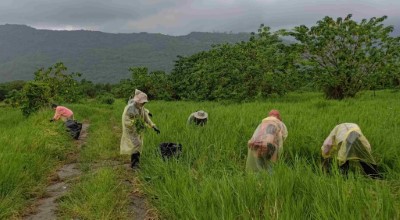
193 110 208 119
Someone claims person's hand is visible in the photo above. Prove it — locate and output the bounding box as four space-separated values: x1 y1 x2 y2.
49 119 55 122
153 126 160 134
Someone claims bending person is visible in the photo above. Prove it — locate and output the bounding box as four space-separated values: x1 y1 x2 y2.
246 109 288 172
50 104 74 122
187 110 208 126
321 123 381 179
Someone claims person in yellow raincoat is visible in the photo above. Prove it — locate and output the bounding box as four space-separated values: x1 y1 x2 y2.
246 109 288 172
321 123 381 178
120 89 160 168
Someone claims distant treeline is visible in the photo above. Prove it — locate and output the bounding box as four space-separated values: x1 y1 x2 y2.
1 15 400 116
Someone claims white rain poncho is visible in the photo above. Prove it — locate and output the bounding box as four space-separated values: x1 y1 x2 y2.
321 123 376 166
120 90 155 155
246 116 288 172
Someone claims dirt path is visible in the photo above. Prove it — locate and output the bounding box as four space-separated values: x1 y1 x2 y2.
23 122 89 220
23 120 157 220
125 175 158 220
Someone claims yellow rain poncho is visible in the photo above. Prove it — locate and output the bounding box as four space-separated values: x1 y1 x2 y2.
321 123 376 166
120 90 155 155
246 116 288 172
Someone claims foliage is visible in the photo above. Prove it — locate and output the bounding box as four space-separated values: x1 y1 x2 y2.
286 14 400 99
130 67 173 100
0 24 250 83
111 79 134 99
34 62 82 103
79 79 113 99
19 81 51 117
4 89 23 107
0 80 26 101
112 67 174 100
0 106 74 219
96 93 115 105
2 92 400 219
170 25 299 101
137 91 400 219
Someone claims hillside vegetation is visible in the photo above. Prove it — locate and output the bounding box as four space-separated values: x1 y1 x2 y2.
0 24 250 83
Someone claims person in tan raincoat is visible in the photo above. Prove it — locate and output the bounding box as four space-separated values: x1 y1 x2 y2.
246 109 288 172
120 89 160 168
321 123 381 178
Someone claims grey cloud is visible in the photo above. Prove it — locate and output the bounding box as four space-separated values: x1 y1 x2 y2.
0 0 399 35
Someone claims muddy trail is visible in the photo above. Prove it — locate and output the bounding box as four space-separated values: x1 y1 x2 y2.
23 121 157 220
23 122 89 220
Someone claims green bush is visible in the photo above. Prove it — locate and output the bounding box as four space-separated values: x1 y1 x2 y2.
20 82 51 117
4 89 23 107
97 93 115 105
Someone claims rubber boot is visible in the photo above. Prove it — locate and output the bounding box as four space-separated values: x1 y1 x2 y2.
131 152 140 169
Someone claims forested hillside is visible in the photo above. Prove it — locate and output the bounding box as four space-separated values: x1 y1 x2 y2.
0 24 250 82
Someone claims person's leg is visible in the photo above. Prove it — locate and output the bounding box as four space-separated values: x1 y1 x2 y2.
322 158 332 174
339 160 350 176
131 152 141 168
360 161 382 179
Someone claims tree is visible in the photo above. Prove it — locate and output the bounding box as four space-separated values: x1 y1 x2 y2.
34 62 82 102
20 82 51 117
0 80 26 101
286 15 400 99
129 67 173 100
170 25 298 101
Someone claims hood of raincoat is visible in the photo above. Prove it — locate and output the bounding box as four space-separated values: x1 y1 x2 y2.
132 89 148 104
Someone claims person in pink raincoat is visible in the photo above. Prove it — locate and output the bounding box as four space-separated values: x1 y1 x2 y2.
50 104 74 122
246 109 288 172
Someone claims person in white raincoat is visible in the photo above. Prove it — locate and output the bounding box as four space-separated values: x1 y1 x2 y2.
321 123 381 178
246 109 288 172
120 89 160 168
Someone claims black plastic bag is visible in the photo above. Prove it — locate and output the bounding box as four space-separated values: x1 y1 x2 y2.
159 142 182 160
65 119 82 140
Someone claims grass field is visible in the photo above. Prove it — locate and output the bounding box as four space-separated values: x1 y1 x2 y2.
1 90 399 219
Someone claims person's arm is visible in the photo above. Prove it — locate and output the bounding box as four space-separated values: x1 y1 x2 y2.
126 105 136 119
281 122 288 141
321 126 338 157
321 137 333 157
143 109 155 128
187 114 194 124
143 111 160 134
52 107 62 121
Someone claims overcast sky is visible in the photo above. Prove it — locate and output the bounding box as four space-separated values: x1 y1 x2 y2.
0 0 399 35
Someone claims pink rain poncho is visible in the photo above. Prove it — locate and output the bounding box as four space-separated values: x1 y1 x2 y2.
246 116 288 172
53 106 74 122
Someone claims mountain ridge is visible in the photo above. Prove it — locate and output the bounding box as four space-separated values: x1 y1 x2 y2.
0 24 251 83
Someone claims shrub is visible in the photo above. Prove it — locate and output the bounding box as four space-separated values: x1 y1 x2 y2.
19 82 51 117
97 93 115 105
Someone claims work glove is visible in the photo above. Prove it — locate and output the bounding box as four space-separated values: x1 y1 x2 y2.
153 126 160 134
49 119 55 122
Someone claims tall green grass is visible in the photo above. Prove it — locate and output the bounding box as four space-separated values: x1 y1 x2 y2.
0 107 74 218
58 102 131 219
1 90 399 219
136 90 400 219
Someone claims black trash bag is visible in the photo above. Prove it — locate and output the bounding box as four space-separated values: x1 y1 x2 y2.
65 119 82 140
159 142 182 160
